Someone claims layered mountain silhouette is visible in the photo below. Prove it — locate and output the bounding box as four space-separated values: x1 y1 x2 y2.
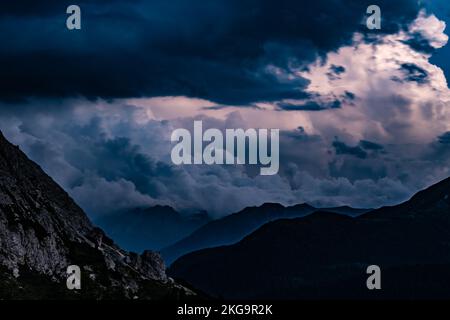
161 203 369 264
96 206 210 253
169 177 450 299
4 126 450 300
0 131 194 299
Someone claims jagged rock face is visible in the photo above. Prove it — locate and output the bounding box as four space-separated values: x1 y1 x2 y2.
0 132 193 299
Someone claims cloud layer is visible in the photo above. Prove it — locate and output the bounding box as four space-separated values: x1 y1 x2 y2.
0 0 420 104
1 3 450 219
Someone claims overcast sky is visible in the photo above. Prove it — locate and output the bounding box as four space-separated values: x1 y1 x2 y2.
1 0 450 218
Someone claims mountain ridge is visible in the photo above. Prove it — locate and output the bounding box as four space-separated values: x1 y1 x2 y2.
161 202 370 264
96 205 210 252
0 131 194 299
168 176 450 299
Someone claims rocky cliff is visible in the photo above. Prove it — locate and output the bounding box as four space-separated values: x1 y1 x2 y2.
0 131 193 299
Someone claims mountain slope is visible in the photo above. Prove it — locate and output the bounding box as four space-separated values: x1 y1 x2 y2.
161 203 369 264
168 178 450 299
0 131 193 299
363 176 450 220
96 206 210 253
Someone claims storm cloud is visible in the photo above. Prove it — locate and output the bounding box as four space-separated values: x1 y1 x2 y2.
0 0 421 104
1 1 450 219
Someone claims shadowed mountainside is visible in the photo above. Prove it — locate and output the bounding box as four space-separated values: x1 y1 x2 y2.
161 203 369 264
169 177 450 299
96 206 210 253
0 131 194 299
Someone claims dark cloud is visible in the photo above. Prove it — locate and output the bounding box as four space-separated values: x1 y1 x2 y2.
438 131 450 145
0 0 421 104
277 99 341 111
283 127 321 142
403 32 437 54
344 91 356 100
328 158 388 182
332 140 385 159
359 140 384 151
326 64 346 80
399 63 429 84
332 140 367 159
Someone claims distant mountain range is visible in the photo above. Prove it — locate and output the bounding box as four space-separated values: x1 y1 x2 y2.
96 206 210 252
94 197 368 265
3 127 450 300
168 177 450 299
161 203 369 264
0 131 193 299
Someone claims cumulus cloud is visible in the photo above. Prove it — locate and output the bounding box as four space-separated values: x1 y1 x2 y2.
0 100 305 217
408 10 448 49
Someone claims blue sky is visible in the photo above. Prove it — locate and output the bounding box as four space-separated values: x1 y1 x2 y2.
427 0 450 79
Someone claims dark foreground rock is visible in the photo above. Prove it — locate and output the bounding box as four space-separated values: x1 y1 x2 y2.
0 131 194 299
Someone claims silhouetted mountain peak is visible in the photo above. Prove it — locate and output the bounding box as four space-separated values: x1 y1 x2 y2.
161 201 319 264
257 202 286 209
169 177 450 299
407 177 450 209
365 177 450 220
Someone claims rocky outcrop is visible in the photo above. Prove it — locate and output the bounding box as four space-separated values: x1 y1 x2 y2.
0 131 194 299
